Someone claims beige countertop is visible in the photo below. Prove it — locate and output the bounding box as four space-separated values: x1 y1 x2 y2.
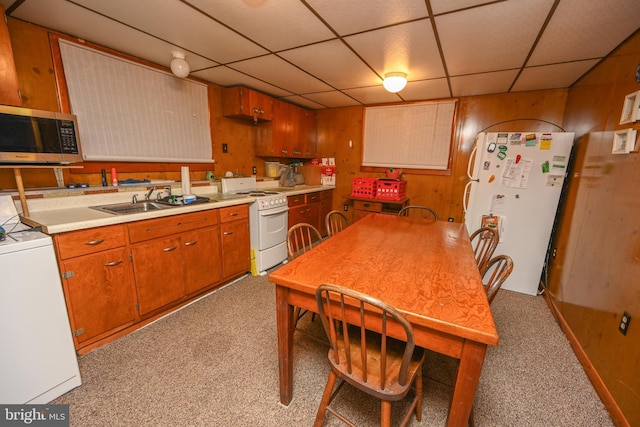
17 183 333 235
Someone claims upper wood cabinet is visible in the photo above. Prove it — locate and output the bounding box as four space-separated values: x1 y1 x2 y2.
222 86 273 123
0 6 22 106
256 98 317 159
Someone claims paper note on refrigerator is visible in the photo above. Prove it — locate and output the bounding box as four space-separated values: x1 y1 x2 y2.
501 158 533 188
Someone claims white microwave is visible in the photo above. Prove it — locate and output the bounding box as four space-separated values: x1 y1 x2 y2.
0 105 82 164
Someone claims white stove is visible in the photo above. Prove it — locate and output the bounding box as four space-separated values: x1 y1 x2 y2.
222 177 289 275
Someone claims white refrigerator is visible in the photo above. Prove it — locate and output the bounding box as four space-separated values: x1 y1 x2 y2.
463 131 574 296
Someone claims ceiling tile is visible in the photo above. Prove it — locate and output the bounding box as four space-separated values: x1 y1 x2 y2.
230 54 334 94
186 0 335 52
276 95 327 110
344 20 445 81
302 91 363 109
450 70 520 97
436 0 555 75
400 79 452 102
430 0 496 15
279 39 381 89
72 0 268 63
342 86 406 106
528 0 640 66
305 0 428 35
191 67 292 97
512 60 600 92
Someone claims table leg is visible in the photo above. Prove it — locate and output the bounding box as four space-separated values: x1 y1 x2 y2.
447 340 487 427
276 285 295 405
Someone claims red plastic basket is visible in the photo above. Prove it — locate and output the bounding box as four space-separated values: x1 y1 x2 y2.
375 179 406 200
351 177 377 199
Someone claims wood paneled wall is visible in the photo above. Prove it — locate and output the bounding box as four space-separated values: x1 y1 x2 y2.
548 30 640 427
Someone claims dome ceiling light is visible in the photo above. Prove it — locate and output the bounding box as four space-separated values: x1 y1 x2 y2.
383 72 408 93
170 51 190 78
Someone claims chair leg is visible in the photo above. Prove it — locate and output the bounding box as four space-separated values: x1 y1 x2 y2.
415 365 423 421
314 370 338 427
381 400 392 427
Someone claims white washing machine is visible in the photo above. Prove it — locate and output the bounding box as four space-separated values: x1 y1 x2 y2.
0 223 81 403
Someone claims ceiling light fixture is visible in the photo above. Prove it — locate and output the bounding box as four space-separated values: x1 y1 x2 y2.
383 72 408 93
170 51 190 78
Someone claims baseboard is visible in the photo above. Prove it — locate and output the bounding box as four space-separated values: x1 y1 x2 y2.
541 291 630 427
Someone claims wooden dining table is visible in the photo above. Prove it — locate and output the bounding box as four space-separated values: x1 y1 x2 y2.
268 213 499 427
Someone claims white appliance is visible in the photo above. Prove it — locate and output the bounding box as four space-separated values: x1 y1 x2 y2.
222 177 289 275
0 198 81 403
463 131 574 295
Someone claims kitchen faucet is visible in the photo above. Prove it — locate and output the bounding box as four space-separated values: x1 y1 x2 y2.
145 186 156 201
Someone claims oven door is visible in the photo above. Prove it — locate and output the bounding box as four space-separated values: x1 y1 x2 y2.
257 205 288 250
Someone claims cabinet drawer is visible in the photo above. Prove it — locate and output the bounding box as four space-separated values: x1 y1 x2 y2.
287 194 305 207
56 225 127 259
128 210 219 243
354 200 383 213
219 204 249 223
306 192 321 203
319 190 333 201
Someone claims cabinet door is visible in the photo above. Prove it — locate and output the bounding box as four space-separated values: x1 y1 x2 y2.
182 227 222 295
319 192 333 236
0 5 21 106
288 202 320 229
61 247 136 346
220 219 250 278
300 109 317 158
131 236 184 315
222 86 272 122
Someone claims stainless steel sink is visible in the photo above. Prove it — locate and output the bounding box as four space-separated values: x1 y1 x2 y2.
90 201 175 215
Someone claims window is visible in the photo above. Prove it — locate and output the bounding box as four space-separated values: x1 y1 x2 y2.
362 100 457 173
59 39 212 163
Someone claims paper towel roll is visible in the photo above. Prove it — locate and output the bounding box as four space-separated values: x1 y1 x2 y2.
181 166 191 195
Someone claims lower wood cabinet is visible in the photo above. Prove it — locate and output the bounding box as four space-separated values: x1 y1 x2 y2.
55 225 137 349
183 227 223 294
220 205 250 278
130 235 185 316
53 204 249 353
287 190 333 235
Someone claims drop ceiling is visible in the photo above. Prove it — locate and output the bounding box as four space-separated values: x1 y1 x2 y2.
3 0 640 109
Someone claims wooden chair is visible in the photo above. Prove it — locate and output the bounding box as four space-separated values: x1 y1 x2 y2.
397 205 438 222
480 255 514 304
287 223 323 333
287 223 323 260
325 210 349 237
314 284 425 427
469 227 499 271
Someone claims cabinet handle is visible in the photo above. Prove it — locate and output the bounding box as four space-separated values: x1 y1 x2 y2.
223 231 234 235
104 260 123 267
184 240 198 246
228 212 239 217
281 149 288 154
163 245 178 252
84 239 105 246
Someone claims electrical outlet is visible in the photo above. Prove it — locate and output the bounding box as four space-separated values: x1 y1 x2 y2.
552 248 557 258
343 204 348 212
252 165 257 175
619 311 631 336
222 143 228 153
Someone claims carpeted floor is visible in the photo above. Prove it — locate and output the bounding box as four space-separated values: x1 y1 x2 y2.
53 272 613 426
